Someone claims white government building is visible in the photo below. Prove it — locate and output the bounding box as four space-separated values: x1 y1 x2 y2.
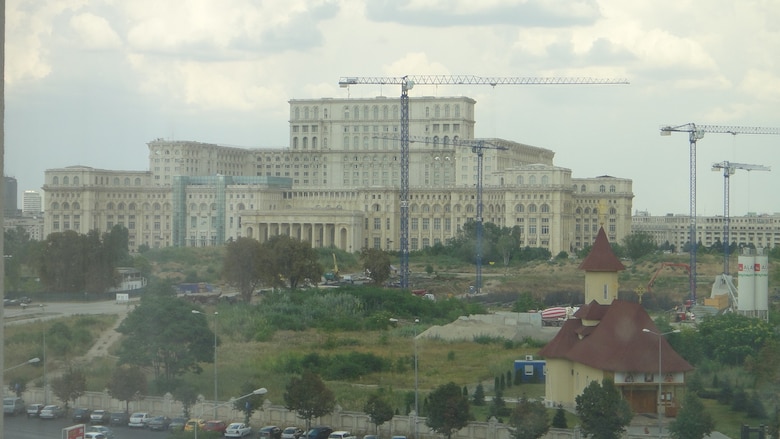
43 96 635 255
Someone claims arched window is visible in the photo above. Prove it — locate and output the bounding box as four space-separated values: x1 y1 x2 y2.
529 176 536 185
599 185 606 193
72 202 80 210
114 177 120 186
541 175 549 185
51 202 59 210
62 202 70 210
124 177 130 186
610 207 617 215
515 204 525 213
517 176 524 185
528 204 537 213
610 185 616 193
129 203 136 211
353 105 360 120
135 178 141 186
343 106 350 119
580 184 586 192
107 202 115 210
576 207 582 214
63 176 69 185
118 202 125 210
312 137 318 149
541 204 550 213
73 176 79 185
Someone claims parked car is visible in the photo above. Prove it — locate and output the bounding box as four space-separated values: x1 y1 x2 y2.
329 431 356 439
128 412 152 428
282 426 304 439
3 397 25 416
148 415 172 431
109 412 129 426
304 426 333 439
90 409 110 424
26 403 45 418
203 420 228 434
362 435 378 439
87 426 115 439
185 418 205 432
73 408 93 422
258 425 283 439
169 417 187 431
84 433 106 439
39 405 65 419
226 422 253 438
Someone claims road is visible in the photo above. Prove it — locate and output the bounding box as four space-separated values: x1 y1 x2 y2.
4 414 163 439
4 299 136 326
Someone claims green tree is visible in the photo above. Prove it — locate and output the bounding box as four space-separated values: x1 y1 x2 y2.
697 313 776 364
234 381 267 424
745 339 780 386
512 292 542 312
223 237 264 302
509 396 549 439
622 231 657 260
107 365 147 414
364 393 394 433
173 383 199 419
551 404 567 428
361 248 392 285
37 230 86 292
284 371 336 430
426 382 470 439
261 236 322 289
575 378 632 439
668 392 714 439
116 286 214 381
472 383 486 406
4 226 33 292
50 367 87 412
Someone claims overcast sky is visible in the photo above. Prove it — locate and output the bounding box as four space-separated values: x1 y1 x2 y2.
6 0 780 217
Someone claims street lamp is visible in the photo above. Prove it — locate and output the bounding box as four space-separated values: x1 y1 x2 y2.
193 309 219 418
642 328 680 438
193 387 267 439
4 357 41 372
389 317 420 439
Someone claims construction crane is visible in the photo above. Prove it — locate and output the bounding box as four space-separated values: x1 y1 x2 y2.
659 123 780 303
374 134 507 294
711 160 770 275
340 75 629 289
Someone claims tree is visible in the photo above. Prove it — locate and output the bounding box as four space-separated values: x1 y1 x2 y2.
116 286 214 382
622 231 657 260
37 230 86 292
512 292 542 312
668 392 714 439
575 378 632 439
472 383 486 406
50 367 87 412
551 404 567 428
107 365 147 413
697 313 776 364
364 393 394 433
223 237 264 302
509 396 549 439
361 248 392 285
261 236 322 289
284 370 336 430
173 383 199 419
234 381 267 424
426 382 470 439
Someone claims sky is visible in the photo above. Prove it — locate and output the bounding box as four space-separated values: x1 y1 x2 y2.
5 0 780 217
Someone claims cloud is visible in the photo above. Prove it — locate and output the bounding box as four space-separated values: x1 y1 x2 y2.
364 0 600 27
69 12 123 50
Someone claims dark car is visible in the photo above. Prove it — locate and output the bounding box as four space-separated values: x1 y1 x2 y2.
90 409 111 424
203 420 228 434
169 417 187 431
73 408 92 423
305 426 333 439
109 412 129 426
148 415 172 431
258 425 283 439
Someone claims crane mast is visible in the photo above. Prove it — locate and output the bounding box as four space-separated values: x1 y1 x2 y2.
711 161 770 275
341 75 628 289
660 123 780 303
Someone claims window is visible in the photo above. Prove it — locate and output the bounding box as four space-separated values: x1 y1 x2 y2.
374 218 381 230
411 218 418 230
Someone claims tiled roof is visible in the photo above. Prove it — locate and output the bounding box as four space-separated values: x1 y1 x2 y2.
578 227 626 272
538 300 694 373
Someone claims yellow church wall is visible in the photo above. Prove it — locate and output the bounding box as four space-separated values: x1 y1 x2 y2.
544 359 607 409
583 271 619 304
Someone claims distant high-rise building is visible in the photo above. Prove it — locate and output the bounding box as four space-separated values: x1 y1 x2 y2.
23 190 42 215
4 176 18 217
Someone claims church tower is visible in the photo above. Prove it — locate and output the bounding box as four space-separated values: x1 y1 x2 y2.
578 226 625 304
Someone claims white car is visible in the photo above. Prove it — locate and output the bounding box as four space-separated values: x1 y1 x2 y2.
329 431 356 439
128 412 152 428
225 422 253 438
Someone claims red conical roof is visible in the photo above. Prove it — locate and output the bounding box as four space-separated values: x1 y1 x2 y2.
578 227 625 272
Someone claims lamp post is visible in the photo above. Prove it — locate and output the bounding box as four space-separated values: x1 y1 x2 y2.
39 303 48 404
642 328 680 438
390 317 420 439
4 357 41 372
193 387 267 439
193 309 219 418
